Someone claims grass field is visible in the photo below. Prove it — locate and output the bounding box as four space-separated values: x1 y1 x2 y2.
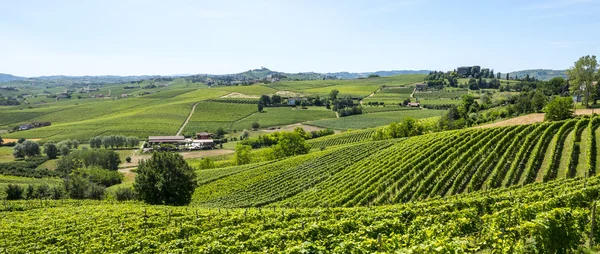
306 109 444 130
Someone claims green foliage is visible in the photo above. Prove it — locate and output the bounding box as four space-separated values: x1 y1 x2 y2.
567 55 599 106
197 157 215 170
77 166 123 187
12 144 25 159
57 149 121 174
114 187 137 201
234 144 253 165
134 152 197 205
544 96 574 121
272 132 310 158
5 184 23 200
251 121 260 130
43 142 58 159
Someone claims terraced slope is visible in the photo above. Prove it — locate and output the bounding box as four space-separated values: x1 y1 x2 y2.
194 116 600 208
4 174 600 253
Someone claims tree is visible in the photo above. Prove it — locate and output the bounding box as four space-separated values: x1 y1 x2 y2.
58 142 71 156
257 101 264 112
134 152 197 205
543 97 574 121
215 127 225 137
271 94 282 104
240 129 250 140
567 55 599 106
0 136 3 146
259 95 271 105
234 144 252 165
251 121 260 130
12 144 25 159
273 132 310 158
22 140 40 157
126 156 132 163
329 89 339 100
532 91 548 112
44 142 59 159
72 140 79 149
402 98 411 106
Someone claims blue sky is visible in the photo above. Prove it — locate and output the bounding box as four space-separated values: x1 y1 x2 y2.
1 0 599 76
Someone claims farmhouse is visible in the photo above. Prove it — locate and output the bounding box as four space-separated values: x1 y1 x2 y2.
148 136 186 145
408 102 421 107
196 132 212 139
19 124 34 131
287 97 308 105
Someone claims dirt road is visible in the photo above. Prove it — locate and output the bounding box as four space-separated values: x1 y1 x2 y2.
176 102 199 136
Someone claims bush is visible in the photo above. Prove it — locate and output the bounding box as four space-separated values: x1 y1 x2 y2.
50 186 64 200
35 184 51 199
87 184 106 200
79 167 123 187
252 121 260 130
6 184 24 200
126 156 132 163
197 157 215 169
134 152 197 205
115 187 137 201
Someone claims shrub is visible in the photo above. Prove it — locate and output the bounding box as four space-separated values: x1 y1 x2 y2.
115 187 137 201
87 184 106 200
6 184 24 200
126 156 132 163
79 167 123 187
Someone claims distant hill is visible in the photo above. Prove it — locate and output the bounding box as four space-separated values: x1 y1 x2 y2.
508 69 567 81
0 69 432 84
0 73 24 82
327 70 431 79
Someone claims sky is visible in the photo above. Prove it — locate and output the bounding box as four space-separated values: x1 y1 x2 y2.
1 0 599 76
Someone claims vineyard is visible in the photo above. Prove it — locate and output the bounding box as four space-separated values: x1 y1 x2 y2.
190 116 600 209
307 129 375 149
3 174 600 253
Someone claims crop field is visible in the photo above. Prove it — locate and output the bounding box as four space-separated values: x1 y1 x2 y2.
413 89 470 100
184 117 600 209
0 147 14 163
1 88 228 140
265 74 425 98
213 84 278 96
306 110 444 130
307 129 375 149
183 102 257 133
3 174 600 252
230 107 336 131
360 106 419 114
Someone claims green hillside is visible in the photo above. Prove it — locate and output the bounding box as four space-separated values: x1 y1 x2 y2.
190 117 599 208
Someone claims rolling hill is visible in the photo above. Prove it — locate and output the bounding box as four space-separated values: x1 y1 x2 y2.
192 117 598 208
508 69 567 80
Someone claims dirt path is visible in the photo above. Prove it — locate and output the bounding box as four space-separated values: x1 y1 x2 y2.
411 87 416 98
176 102 199 136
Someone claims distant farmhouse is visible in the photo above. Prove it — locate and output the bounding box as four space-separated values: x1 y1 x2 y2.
19 121 51 131
287 97 308 106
